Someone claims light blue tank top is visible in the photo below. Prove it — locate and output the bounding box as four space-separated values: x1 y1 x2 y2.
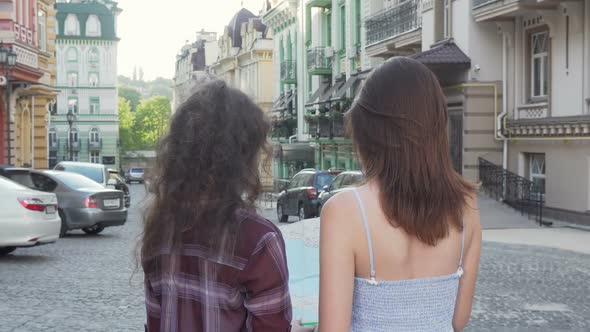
350 189 464 332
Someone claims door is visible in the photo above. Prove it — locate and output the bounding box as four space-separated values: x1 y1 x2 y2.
284 174 303 215
448 110 463 175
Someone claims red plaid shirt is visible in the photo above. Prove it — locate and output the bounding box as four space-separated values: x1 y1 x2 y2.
143 209 292 332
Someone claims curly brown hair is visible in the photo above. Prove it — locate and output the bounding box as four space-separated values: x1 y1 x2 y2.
140 80 270 266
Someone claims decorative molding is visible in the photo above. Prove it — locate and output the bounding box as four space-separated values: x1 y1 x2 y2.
13 45 39 69
506 115 590 138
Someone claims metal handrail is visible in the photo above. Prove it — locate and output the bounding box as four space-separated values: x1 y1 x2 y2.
365 0 422 46
478 157 548 225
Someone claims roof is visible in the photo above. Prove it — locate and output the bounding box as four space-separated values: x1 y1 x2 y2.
55 161 105 168
411 39 471 67
56 1 119 40
227 8 256 48
55 2 114 15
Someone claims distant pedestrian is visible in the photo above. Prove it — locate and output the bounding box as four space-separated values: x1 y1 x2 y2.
139 80 294 331
318 57 482 331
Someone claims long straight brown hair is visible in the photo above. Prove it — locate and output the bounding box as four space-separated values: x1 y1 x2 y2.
347 57 476 246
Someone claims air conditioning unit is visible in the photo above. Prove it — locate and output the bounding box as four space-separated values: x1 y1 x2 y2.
325 47 335 58
347 46 359 59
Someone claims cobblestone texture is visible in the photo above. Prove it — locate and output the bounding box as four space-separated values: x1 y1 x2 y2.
0 186 588 331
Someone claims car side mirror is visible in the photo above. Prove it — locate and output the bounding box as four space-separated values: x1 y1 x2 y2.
323 185 330 192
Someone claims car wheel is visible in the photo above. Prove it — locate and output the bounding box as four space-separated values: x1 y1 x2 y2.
82 224 105 235
58 210 68 237
277 204 288 223
299 204 306 221
0 247 16 256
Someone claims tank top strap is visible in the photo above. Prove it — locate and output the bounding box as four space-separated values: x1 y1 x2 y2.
352 188 377 284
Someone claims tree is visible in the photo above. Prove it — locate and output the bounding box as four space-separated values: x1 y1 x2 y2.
119 86 142 112
118 98 137 152
133 96 171 149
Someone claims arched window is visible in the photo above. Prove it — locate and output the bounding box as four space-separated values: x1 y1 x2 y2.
88 48 99 63
88 72 99 87
48 127 58 149
89 128 100 144
64 14 80 36
86 15 101 37
69 127 79 144
67 48 78 62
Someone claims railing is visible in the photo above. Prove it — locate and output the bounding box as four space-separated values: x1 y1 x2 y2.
365 0 422 46
307 47 332 75
517 102 549 120
306 114 345 138
88 138 102 151
49 139 59 151
472 0 501 8
66 140 81 152
479 157 549 226
280 61 297 83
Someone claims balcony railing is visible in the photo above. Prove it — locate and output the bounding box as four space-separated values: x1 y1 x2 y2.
89 138 102 151
517 102 548 120
280 61 297 84
472 0 500 8
479 157 549 226
307 47 332 76
66 140 81 152
305 113 345 138
365 0 422 46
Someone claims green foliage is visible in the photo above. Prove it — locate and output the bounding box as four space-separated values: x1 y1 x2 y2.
118 98 137 152
118 86 142 111
133 96 171 149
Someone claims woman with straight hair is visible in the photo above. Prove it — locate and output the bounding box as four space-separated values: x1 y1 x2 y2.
140 80 293 331
318 57 482 332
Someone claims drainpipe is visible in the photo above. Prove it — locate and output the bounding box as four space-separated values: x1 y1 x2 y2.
31 95 35 169
500 30 508 170
585 0 590 113
288 134 297 144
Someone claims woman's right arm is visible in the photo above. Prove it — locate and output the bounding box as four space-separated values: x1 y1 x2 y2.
452 194 482 331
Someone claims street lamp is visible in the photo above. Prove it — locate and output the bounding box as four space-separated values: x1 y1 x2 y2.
66 109 76 161
0 42 17 165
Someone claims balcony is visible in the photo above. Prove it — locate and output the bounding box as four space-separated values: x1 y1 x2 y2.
517 103 549 120
89 138 102 151
280 61 297 84
307 47 332 76
66 140 81 152
472 0 564 22
365 0 422 58
305 113 345 138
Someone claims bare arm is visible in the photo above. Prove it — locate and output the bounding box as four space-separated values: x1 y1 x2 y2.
318 195 356 332
453 195 482 331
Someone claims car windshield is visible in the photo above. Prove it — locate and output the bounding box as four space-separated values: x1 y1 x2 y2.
131 168 143 173
316 173 335 189
7 172 35 189
0 176 28 190
58 165 104 183
51 172 104 190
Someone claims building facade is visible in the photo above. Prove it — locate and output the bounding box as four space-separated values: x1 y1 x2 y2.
0 0 59 168
172 30 218 110
211 8 275 188
52 0 121 169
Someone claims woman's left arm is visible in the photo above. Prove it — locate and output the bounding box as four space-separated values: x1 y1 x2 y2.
318 196 356 332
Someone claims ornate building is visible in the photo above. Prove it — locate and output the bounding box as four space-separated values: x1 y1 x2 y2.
51 0 121 169
0 0 59 168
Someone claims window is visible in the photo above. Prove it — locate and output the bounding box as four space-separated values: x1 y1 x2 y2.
38 10 47 51
48 128 57 146
68 97 78 114
65 14 80 36
25 0 29 27
90 151 100 164
88 48 99 63
67 48 78 62
89 128 100 144
18 0 24 25
443 0 451 38
330 174 345 190
355 0 361 45
67 72 78 87
529 153 546 197
89 97 100 114
69 128 79 144
86 15 101 37
88 72 99 87
530 30 549 99
326 12 332 47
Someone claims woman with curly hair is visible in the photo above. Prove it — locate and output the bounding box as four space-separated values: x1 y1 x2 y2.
140 80 293 331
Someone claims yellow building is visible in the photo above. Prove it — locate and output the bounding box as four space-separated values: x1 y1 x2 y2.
11 0 59 168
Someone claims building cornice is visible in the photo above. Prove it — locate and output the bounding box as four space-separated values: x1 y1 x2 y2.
505 115 590 138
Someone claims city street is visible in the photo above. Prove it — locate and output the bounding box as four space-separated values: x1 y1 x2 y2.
0 185 589 331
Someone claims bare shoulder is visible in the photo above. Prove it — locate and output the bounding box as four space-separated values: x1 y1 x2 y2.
320 189 360 232
463 192 482 245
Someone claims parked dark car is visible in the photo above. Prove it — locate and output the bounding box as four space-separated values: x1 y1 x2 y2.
276 169 341 222
108 169 131 208
6 169 128 236
0 165 35 186
317 171 365 214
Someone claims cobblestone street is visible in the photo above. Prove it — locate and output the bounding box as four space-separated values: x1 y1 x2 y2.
0 185 589 331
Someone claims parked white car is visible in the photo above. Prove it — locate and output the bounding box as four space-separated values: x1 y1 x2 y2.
0 176 61 256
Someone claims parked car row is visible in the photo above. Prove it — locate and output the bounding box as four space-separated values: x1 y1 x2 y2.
0 162 135 256
277 169 365 222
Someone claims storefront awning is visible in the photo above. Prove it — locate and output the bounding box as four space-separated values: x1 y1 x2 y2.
305 81 330 106
271 90 296 112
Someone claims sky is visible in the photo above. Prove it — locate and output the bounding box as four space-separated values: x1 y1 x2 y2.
116 0 264 80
